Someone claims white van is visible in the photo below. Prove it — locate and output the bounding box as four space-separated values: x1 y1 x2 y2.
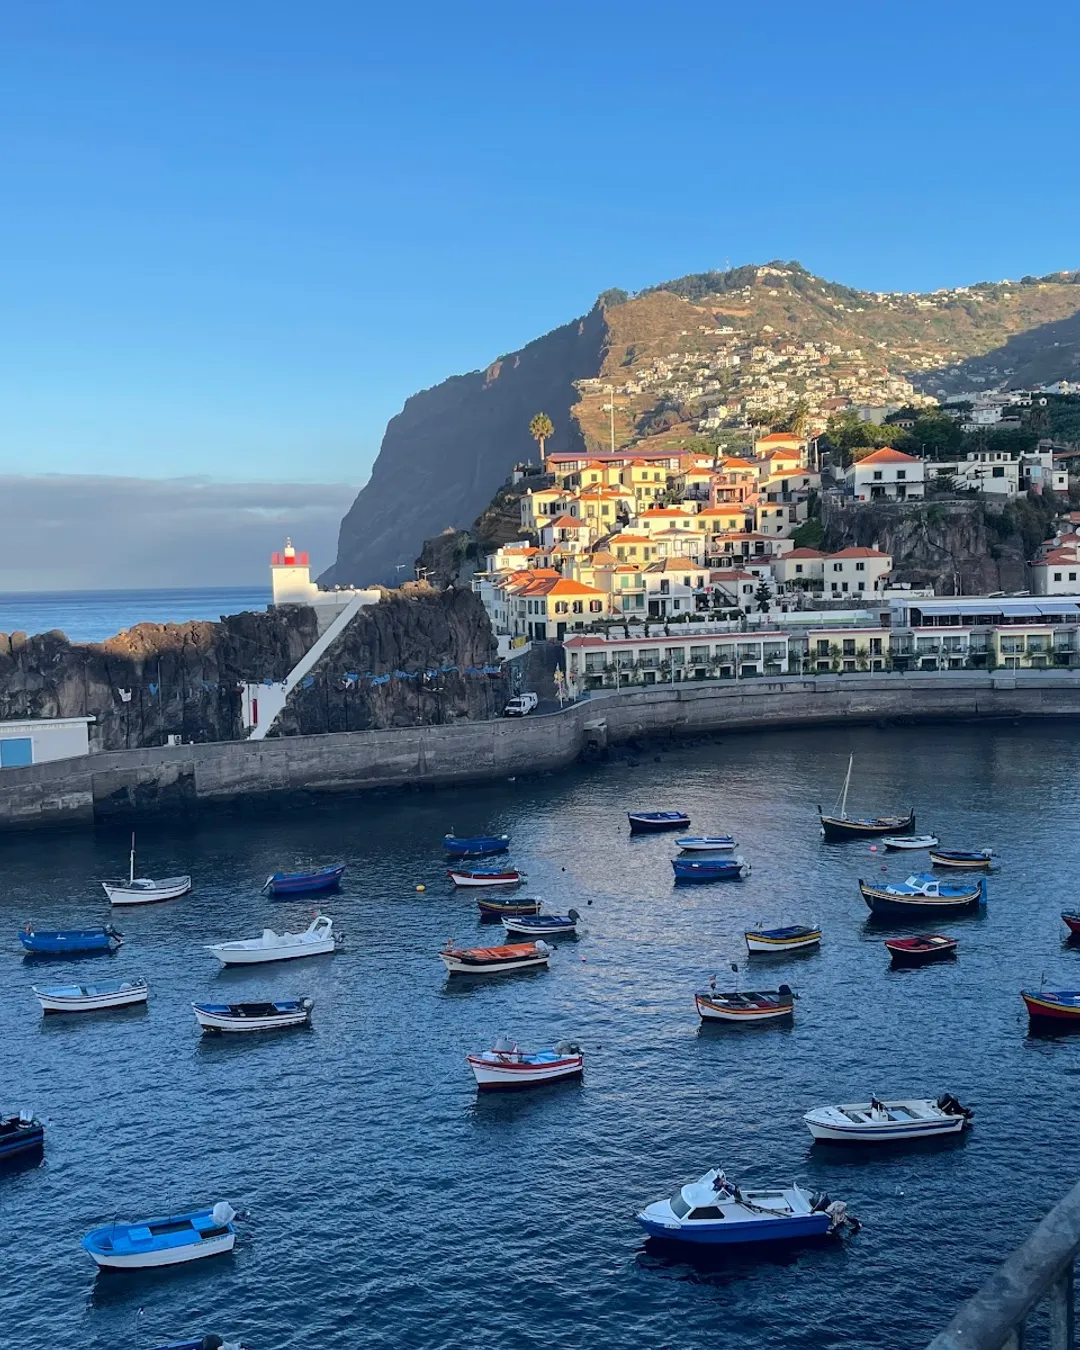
503 692 539 717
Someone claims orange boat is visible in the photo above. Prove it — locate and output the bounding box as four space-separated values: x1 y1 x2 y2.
438 940 552 976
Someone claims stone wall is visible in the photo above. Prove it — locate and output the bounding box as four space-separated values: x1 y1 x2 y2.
1 670 1079 832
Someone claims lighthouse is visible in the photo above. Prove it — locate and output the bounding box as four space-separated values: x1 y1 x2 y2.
270 538 317 605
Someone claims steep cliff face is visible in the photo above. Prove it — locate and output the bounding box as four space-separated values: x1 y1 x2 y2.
821 498 1054 595
0 609 318 750
269 585 500 734
326 308 608 586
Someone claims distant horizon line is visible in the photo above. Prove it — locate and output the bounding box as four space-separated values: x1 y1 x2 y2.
0 582 272 598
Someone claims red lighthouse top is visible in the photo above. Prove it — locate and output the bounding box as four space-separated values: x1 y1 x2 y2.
272 537 309 567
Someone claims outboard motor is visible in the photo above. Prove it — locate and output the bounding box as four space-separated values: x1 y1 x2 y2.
778 983 792 998
567 908 581 922
201 1337 225 1350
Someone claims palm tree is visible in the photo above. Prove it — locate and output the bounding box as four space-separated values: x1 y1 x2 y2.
529 412 554 461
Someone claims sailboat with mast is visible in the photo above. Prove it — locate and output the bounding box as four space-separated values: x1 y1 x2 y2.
818 754 914 842
101 834 192 906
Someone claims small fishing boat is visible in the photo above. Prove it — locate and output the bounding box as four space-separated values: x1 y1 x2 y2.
675 835 737 852
443 833 510 858
476 895 542 917
818 754 914 841
881 835 939 851
803 1093 972 1143
636 1167 854 1246
261 864 346 896
193 997 314 1033
672 857 750 883
447 868 523 888
0 1111 45 1161
745 925 821 954
33 978 148 1013
207 914 342 966
81 1201 238 1270
628 811 691 834
467 1037 584 1090
929 848 994 870
885 935 958 966
439 940 552 975
102 833 192 906
501 909 580 937
1021 989 1080 1026
695 983 794 1023
19 923 122 955
859 874 986 917
1062 913 1080 938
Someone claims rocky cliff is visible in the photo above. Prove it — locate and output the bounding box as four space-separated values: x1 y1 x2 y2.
0 587 499 749
821 494 1063 595
268 585 500 735
325 308 608 586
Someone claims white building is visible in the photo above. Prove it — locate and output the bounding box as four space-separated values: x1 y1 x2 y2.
773 547 892 599
270 540 381 632
0 716 93 767
845 448 926 502
929 452 1019 497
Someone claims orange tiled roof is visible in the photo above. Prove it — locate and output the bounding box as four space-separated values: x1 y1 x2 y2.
854 447 922 465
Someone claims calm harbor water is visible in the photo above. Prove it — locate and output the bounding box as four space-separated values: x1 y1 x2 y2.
3 721 1080 1349
0 587 271 644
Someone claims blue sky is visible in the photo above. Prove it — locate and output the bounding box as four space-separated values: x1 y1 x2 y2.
1 0 1078 492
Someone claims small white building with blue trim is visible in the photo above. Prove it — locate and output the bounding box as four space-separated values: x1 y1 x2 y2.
0 716 93 767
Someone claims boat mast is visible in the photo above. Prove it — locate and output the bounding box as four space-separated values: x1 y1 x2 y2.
129 832 136 885
835 754 853 820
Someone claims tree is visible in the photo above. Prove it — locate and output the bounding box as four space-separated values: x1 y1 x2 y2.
529 412 554 459
777 399 810 438
755 581 772 613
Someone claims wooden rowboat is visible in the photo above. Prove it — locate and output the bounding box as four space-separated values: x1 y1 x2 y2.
439 940 552 975
885 935 958 966
695 983 794 1023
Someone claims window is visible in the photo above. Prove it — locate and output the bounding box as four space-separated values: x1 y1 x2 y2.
589 600 603 613
897 470 906 481
671 1195 691 1219
688 1207 724 1221
1071 574 1078 583
832 563 842 572
992 466 1005 478
554 601 569 614
682 576 691 588
872 470 883 481
571 601 583 615
1055 573 1062 582
871 638 882 654
795 564 803 574
855 562 865 572
842 639 855 656
816 639 830 656
858 582 865 591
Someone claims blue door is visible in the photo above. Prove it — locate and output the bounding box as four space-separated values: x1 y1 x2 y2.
0 737 33 767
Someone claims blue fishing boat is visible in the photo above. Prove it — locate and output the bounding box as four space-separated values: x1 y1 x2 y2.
628 811 691 833
81 1200 238 1270
672 857 750 883
261 864 345 896
859 873 986 917
443 833 510 858
675 835 737 852
0 1112 45 1161
636 1167 855 1246
19 923 122 955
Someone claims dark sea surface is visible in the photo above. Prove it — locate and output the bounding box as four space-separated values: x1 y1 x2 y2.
0 587 271 644
2 722 1079 1350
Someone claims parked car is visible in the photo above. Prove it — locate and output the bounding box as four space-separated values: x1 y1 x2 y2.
504 692 539 717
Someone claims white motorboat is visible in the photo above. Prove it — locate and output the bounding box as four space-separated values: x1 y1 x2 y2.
33 978 148 1014
881 835 939 852
207 914 342 966
466 1037 583 1089
675 835 738 852
102 833 191 905
803 1093 972 1143
193 997 313 1032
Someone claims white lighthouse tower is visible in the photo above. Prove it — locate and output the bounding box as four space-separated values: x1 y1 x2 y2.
270 538 318 605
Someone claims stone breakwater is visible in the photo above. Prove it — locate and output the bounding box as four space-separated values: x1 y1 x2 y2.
1 670 1078 832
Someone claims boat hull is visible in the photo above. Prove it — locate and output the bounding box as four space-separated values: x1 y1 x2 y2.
820 811 915 842
448 871 522 888
1022 992 1080 1024
440 944 551 975
860 884 983 918
672 860 749 883
34 983 148 1013
804 1117 965 1143
636 1211 830 1245
675 837 737 852
628 813 690 834
500 917 578 937
194 1003 312 1032
467 1055 583 1089
1063 914 1080 938
745 931 820 954
444 836 509 858
209 940 336 966
881 836 939 851
885 938 957 966
929 852 993 870
84 1231 236 1270
476 898 540 916
0 1121 45 1160
263 866 345 896
695 994 793 1022
20 929 121 955
103 877 192 905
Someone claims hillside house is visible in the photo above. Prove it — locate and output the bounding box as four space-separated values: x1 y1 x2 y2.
846 448 925 502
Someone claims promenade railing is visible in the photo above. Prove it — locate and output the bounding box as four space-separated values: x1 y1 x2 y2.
928 1180 1080 1350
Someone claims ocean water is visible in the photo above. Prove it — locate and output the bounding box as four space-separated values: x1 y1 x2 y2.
0 587 271 644
1 721 1077 1349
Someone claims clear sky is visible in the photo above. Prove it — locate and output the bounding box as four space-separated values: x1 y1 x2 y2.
1 0 1078 495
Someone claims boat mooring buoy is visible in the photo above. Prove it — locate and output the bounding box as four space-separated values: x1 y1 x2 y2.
416 884 426 892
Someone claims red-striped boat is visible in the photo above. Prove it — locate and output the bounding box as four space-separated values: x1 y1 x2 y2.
885 935 958 966
1062 913 1080 938
1021 990 1080 1025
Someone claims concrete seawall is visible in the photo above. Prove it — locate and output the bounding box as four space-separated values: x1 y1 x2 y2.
2 671 1078 831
